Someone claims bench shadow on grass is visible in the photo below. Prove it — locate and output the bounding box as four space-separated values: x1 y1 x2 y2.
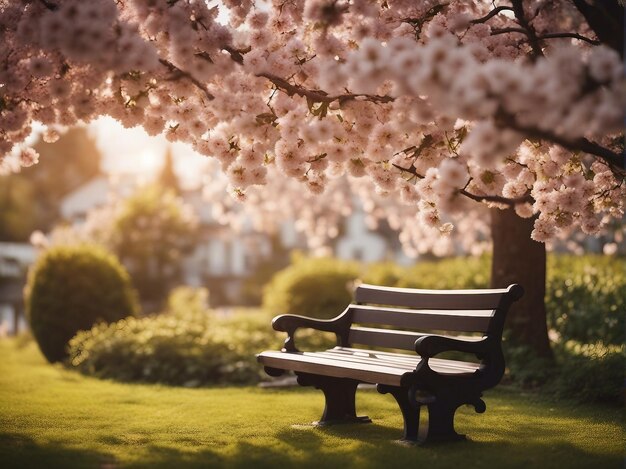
329 420 623 468
0 432 118 468
139 422 621 469
1 423 621 469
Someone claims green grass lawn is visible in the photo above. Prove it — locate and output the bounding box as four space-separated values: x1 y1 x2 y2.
0 337 623 469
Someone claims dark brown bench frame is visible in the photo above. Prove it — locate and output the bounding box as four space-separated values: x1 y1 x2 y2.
257 283 523 443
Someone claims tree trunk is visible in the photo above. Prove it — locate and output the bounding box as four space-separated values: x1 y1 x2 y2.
490 208 553 358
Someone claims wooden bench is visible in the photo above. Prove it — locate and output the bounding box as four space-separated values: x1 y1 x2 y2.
257 283 523 443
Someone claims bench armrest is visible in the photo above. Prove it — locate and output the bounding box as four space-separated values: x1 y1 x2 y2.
272 310 351 352
272 314 343 333
414 335 490 358
415 334 507 388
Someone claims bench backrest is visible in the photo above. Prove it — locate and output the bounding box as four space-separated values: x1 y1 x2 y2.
346 283 522 351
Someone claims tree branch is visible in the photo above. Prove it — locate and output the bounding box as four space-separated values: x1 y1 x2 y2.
392 163 532 206
492 24 600 47
491 27 528 36
470 6 514 24
38 0 58 10
158 59 214 101
537 32 600 45
392 163 424 179
496 109 625 179
511 0 544 58
402 3 449 39
459 188 533 205
593 180 624 202
221 45 393 107
223 46 246 65
257 72 394 106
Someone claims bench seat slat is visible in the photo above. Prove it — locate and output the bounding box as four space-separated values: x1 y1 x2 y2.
258 350 410 386
325 348 479 372
258 348 480 386
316 351 478 374
350 304 493 332
355 284 508 310
311 352 417 371
348 326 483 351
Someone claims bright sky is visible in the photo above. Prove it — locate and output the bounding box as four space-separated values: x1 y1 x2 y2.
89 117 208 189
84 3 244 189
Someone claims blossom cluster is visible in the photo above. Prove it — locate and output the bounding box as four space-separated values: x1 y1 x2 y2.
1 0 624 250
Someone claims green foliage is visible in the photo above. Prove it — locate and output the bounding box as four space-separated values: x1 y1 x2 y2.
67 287 338 386
108 184 198 303
503 344 556 388
239 236 291 306
0 127 102 239
546 255 625 345
24 245 139 363
0 176 38 241
262 254 360 319
166 285 210 316
261 254 489 320
456 316 623 406
363 255 491 289
68 308 281 386
264 254 623 346
360 262 405 287
548 341 625 404
363 254 623 347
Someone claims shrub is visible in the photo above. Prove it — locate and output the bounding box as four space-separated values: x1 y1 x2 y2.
25 245 139 363
546 255 625 345
360 262 405 287
68 308 282 386
503 340 625 405
262 255 359 319
108 184 198 304
363 256 490 290
503 343 555 388
364 254 623 346
405 255 491 289
49 184 199 306
548 341 625 404
167 286 210 316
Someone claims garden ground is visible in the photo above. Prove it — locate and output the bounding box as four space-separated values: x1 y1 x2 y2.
0 337 623 468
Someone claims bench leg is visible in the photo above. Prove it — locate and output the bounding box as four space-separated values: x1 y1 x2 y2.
378 385 466 444
421 400 465 444
377 384 420 442
296 373 371 425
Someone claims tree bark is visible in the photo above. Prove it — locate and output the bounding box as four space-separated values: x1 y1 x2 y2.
490 208 553 358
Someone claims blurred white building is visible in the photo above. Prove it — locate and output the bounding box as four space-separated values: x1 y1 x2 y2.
0 165 409 333
51 174 407 305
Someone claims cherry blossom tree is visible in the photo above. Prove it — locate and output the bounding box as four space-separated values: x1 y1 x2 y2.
1 0 624 357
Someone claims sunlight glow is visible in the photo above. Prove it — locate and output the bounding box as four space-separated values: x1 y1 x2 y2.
89 117 208 189
136 149 161 176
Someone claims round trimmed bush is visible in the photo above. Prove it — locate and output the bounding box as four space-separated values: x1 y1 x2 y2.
25 245 139 363
262 256 359 319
